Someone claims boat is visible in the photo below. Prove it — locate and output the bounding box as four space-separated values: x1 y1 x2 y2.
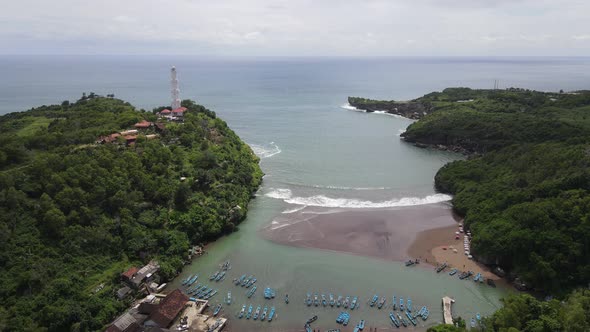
187 275 199 286
389 312 400 327
336 311 350 325
322 294 327 307
306 315 318 325
235 274 246 285
377 296 386 309
369 294 378 307
206 290 218 299
329 293 335 306
358 319 365 330
182 274 193 285
209 271 219 281
268 307 276 322
314 294 319 306
285 294 289 304
407 297 412 312
336 295 343 307
405 260 415 267
207 318 223 332
487 279 496 287
436 262 448 273
221 260 230 270
343 313 350 326
253 306 261 320
400 297 404 311
449 268 458 276
476 312 481 321
306 293 312 306
344 296 351 308
246 285 257 298
215 270 226 281
226 291 231 305
242 275 253 287
238 305 246 319
246 305 253 319
305 324 312 332
392 295 397 310
459 271 474 280
399 314 408 327
471 318 476 328
263 287 276 299
422 308 430 320
405 310 417 326
246 277 257 288
474 273 482 282
213 303 222 316
260 306 268 320
350 296 358 310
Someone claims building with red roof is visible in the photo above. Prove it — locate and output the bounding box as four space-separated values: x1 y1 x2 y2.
121 267 138 281
145 289 189 328
160 109 171 115
171 107 187 116
134 120 153 129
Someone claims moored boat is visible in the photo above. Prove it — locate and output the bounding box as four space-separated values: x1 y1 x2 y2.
213 303 222 316
182 274 194 285
209 271 219 281
351 296 358 310
238 305 246 319
246 277 257 288
436 262 448 273
261 306 268 320
389 312 400 327
405 310 417 326
400 297 404 311
471 317 476 327
377 296 386 309
392 295 397 310
246 285 257 298
407 297 412 312
344 296 351 308
268 307 276 321
285 294 289 304
226 291 231 305
306 315 318 324
246 305 253 319
306 293 312 306
329 293 335 306
253 305 261 320
314 294 319 306
369 294 378 307
449 268 458 276
336 295 343 307
321 294 327 307
358 319 365 330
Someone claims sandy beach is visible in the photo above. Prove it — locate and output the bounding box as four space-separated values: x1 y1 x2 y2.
261 203 459 262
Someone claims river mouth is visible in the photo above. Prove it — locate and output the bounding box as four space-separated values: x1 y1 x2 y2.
261 203 460 262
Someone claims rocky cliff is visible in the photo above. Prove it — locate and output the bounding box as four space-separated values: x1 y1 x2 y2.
348 97 434 120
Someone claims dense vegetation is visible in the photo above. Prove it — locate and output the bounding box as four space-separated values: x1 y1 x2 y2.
0 95 262 331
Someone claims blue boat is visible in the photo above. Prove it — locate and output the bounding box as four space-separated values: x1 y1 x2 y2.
264 287 276 299
377 296 386 309
329 293 335 306
187 275 199 286
344 296 350 308
405 310 417 326
235 274 246 285
242 275 253 287
306 293 312 306
422 308 430 320
476 312 481 321
321 294 327 307
246 305 253 319
246 277 257 288
253 306 261 320
336 311 350 325
369 295 378 307
246 285 257 298
182 274 193 285
206 290 218 299
358 319 365 330
407 297 412 312
260 306 268 320
215 270 225 281
226 291 231 305
268 307 276 322
213 304 222 316
389 312 400 327
336 295 343 307
209 271 219 281
392 296 397 310
400 297 404 311
350 296 358 310
238 305 246 319
399 314 408 327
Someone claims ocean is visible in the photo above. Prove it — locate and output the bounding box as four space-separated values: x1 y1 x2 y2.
2 56 589 330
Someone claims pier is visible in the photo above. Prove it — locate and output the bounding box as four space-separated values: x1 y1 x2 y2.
442 296 454 325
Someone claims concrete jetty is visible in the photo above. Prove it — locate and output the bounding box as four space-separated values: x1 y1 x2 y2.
442 296 455 325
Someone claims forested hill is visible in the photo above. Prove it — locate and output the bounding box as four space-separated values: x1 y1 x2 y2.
0 95 262 331
399 88 590 294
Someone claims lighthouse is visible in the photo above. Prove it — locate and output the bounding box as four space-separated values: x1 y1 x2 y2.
171 66 181 110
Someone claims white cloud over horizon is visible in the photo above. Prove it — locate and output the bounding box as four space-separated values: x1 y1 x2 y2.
0 0 589 56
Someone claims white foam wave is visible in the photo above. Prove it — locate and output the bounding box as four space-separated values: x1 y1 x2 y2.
397 129 405 137
265 188 452 209
282 205 307 214
340 103 361 111
250 142 282 159
281 182 391 191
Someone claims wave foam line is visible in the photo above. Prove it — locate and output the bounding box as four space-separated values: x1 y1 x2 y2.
250 142 281 159
265 188 452 209
280 181 392 191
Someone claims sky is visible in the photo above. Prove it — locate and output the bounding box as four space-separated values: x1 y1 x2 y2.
1 0 589 56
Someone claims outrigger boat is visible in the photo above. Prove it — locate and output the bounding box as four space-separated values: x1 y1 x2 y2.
235 274 246 285
242 275 253 287
329 293 335 306
405 310 417 326
213 304 222 316
285 294 289 304
246 285 257 298
449 268 458 276
399 297 404 311
238 305 246 319
260 306 268 320
306 293 312 306
226 291 231 305
182 274 194 285
436 262 448 273
377 296 386 309
392 295 397 310
314 294 319 307
246 277 257 288
358 319 365 330
253 306 261 320
209 271 219 281
369 294 378 307
350 296 358 310
389 312 400 327
336 295 343 307
321 294 327 307
407 297 412 312
343 296 351 308
268 307 276 322
246 305 253 319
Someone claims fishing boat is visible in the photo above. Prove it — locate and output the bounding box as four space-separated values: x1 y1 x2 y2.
306 315 318 325
238 305 246 319
476 312 481 321
314 294 319 307
377 296 386 309
268 307 276 322
422 308 430 320
261 306 268 320
344 296 351 308
206 290 218 299
474 273 482 282
253 306 261 320
369 294 378 307
470 318 476 328
343 313 350 326
221 260 230 270
246 305 253 319
182 274 193 285
235 274 246 285
305 324 312 332
400 297 404 311
436 262 448 273
242 275 253 287
306 293 312 306
263 287 276 299
399 314 408 327
336 295 343 307
213 304 222 316
350 296 358 310
405 310 417 326
246 277 257 288
392 296 397 310
187 275 199 286
285 294 289 304
226 291 231 305
329 293 335 306
209 271 219 281
321 294 327 307
358 319 365 330
405 259 415 266
246 285 257 298
449 268 458 276
389 312 400 327
407 297 412 312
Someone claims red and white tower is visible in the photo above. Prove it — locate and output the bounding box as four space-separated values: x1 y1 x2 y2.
171 66 181 109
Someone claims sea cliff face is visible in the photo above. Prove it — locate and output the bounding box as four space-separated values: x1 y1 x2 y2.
348 96 434 119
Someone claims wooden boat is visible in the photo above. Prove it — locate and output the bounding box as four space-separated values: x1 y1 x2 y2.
238 305 246 319
399 314 408 327
389 312 400 327
235 274 246 285
242 275 253 287
253 305 261 320
436 262 448 273
321 294 327 307
182 274 193 285
246 277 257 288
449 268 458 276
285 294 289 304
213 303 222 317
329 293 335 306
405 310 417 326
260 306 268 320
350 296 358 310
215 270 225 281
406 297 412 312
369 294 378 307
399 297 404 311
314 294 319 306
246 305 253 319
392 295 397 310
336 295 343 307
209 271 219 281
306 293 312 306
377 296 386 309
344 296 351 308
268 307 276 322
306 315 318 325
358 319 365 330
422 308 430 320
246 285 257 298
226 291 231 305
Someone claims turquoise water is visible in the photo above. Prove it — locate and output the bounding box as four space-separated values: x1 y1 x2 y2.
2 56 590 331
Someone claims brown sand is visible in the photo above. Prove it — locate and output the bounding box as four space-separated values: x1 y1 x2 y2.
261 203 458 261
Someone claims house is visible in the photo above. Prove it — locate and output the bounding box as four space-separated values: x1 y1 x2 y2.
105 312 141 332
154 122 166 132
121 267 139 282
120 129 138 136
144 289 189 328
134 120 153 129
117 286 133 300
159 109 171 116
96 133 121 144
124 135 137 146
171 107 187 118
127 261 160 289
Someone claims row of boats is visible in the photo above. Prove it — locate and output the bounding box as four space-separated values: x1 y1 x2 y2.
208 270 226 282
444 266 495 286
368 295 387 309
237 304 276 322
305 293 359 309
186 284 218 300
233 274 257 288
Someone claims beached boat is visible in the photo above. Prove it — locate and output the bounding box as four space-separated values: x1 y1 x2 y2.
306 293 312 306
405 260 415 266
406 297 412 312
436 262 448 273
238 305 246 319
449 268 458 276
336 295 343 307
358 319 365 330
389 312 400 327
400 297 404 311
268 307 276 322
226 291 231 305
322 294 327 307
329 293 335 306
369 294 378 307
405 310 417 326
344 296 351 308
213 304 222 316
261 306 268 320
246 305 253 319
253 306 261 320
350 296 358 310
246 285 257 298
306 315 318 325
392 296 397 310
314 294 319 307
377 296 386 309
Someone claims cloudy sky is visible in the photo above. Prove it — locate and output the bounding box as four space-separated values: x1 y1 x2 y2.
1 0 589 56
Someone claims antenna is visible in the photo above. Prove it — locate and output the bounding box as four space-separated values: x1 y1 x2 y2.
171 66 181 109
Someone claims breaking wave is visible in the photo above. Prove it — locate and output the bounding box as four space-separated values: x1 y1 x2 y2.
250 142 281 159
340 103 361 111
281 205 307 214
265 188 452 209
280 181 392 191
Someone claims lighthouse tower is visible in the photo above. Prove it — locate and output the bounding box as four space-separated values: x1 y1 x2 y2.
171 66 181 109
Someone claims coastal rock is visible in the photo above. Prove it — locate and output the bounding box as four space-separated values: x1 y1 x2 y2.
348 97 434 120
